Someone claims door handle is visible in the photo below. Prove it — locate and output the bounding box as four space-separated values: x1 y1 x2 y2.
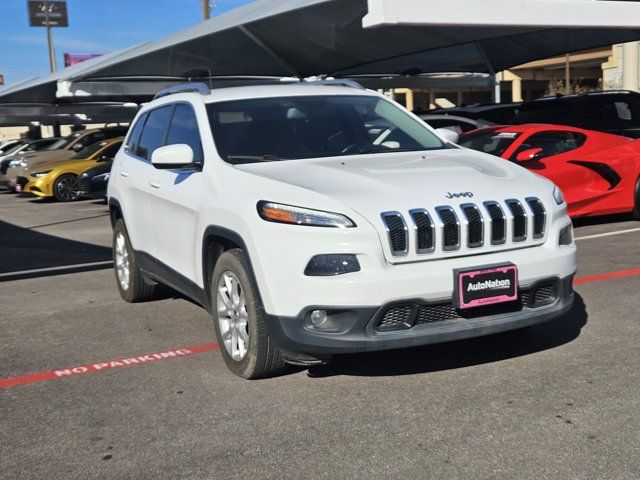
119 170 130 178
149 179 162 189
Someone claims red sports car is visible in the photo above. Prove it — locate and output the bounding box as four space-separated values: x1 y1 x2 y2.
459 124 640 218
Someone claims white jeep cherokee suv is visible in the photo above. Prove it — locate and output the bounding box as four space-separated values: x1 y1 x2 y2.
108 81 576 379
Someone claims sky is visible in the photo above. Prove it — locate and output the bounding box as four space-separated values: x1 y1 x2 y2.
0 0 255 86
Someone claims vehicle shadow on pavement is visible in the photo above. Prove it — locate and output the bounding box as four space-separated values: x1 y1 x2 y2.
573 213 634 228
0 220 113 280
310 295 587 378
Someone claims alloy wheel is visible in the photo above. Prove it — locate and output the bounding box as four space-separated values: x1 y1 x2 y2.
57 176 80 201
216 271 250 361
114 232 130 291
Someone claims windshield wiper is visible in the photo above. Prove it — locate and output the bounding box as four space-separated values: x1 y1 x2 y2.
227 154 280 163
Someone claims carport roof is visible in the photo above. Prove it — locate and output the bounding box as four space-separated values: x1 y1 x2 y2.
2 0 640 104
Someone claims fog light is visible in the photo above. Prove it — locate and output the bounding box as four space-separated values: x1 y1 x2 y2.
305 309 345 332
304 254 360 276
310 310 328 327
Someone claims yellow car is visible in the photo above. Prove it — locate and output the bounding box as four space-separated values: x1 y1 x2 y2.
19 138 123 202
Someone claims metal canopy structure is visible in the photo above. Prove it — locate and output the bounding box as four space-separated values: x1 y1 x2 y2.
2 0 640 109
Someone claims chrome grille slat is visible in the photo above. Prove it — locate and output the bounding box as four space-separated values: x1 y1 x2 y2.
461 203 484 248
381 212 408 257
436 206 460 251
409 209 435 254
505 199 528 242
483 201 506 245
526 197 547 239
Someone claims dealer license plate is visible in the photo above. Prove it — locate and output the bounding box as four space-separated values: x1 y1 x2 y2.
454 264 518 310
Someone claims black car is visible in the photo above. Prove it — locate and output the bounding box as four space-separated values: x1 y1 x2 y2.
78 162 112 199
512 91 640 138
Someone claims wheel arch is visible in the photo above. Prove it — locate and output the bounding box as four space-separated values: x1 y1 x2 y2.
108 197 123 228
201 225 263 311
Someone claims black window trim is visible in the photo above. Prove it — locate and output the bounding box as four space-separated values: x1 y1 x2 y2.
125 101 203 165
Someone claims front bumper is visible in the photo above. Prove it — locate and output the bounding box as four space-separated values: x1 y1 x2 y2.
265 275 574 363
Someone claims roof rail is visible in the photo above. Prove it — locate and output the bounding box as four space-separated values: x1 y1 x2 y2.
301 78 365 90
153 82 210 100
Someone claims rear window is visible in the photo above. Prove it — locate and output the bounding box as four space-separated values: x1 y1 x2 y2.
459 130 520 157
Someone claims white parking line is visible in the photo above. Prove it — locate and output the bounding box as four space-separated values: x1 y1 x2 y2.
0 261 113 279
575 227 640 241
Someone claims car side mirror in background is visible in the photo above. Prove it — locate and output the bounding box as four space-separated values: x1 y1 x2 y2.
72 143 84 152
151 144 200 170
516 147 544 162
435 128 460 144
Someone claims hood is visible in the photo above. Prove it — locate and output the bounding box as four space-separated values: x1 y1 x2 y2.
235 148 545 216
21 149 75 166
29 158 96 174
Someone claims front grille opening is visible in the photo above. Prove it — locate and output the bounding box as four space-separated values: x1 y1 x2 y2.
373 281 559 333
527 198 547 239
410 210 435 253
382 213 408 256
506 200 527 242
485 202 506 245
437 207 460 251
462 204 483 248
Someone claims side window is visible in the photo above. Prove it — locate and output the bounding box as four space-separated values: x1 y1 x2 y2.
511 131 586 160
165 104 204 163
136 106 172 160
98 143 122 161
82 131 106 147
126 113 147 153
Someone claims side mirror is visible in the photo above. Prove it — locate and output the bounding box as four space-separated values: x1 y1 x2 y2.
435 128 460 144
72 143 84 152
516 147 544 162
151 144 199 170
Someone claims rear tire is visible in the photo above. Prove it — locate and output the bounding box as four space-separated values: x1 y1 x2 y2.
633 176 640 220
112 219 157 302
211 249 287 379
53 173 80 202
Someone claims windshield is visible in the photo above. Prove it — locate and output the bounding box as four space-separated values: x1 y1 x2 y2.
1 142 27 156
72 141 108 160
42 138 68 150
207 95 446 164
459 129 521 157
23 138 62 152
56 132 83 150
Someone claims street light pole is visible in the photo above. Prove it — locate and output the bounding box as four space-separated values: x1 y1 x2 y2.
201 0 210 20
43 0 57 72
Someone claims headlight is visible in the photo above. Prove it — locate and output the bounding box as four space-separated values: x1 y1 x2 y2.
258 201 356 228
30 170 51 178
9 159 27 168
553 185 565 205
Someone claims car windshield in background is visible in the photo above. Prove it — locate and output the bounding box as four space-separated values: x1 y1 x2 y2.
23 138 62 152
207 95 446 164
459 130 521 157
43 138 68 150
72 141 108 159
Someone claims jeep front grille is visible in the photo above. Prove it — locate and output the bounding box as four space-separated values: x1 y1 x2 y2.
381 198 546 257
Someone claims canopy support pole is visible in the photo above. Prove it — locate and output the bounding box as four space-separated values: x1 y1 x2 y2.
475 42 501 103
238 25 302 79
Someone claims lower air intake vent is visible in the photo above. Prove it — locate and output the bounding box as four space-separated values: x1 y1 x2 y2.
381 212 408 256
436 207 460 251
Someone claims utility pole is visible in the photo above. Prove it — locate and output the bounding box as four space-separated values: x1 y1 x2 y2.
201 0 210 20
43 0 56 72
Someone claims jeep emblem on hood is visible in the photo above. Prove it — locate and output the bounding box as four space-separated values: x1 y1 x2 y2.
445 192 474 199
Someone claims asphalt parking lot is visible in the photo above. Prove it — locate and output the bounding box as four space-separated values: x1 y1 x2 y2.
1 192 639 479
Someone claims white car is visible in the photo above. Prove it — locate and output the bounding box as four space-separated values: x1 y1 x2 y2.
108 81 577 379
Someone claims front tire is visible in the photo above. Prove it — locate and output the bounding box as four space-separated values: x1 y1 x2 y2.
212 249 286 379
53 173 80 202
112 219 157 302
633 176 640 220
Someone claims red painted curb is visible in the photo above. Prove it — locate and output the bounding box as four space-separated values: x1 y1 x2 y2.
574 268 640 286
